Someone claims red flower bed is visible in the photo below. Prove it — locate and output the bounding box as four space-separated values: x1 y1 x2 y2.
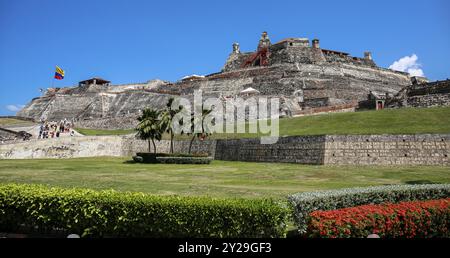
307 198 450 238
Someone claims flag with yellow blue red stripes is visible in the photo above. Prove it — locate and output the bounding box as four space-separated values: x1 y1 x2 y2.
54 66 65 80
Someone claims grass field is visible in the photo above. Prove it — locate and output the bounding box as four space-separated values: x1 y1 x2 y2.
75 128 135 136
0 118 35 128
75 107 450 138
0 157 448 199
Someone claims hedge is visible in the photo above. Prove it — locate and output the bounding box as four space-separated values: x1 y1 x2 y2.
134 152 210 163
307 198 450 238
287 184 450 234
0 183 289 238
156 156 212 164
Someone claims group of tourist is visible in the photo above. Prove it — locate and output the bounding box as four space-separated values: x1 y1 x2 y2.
38 119 75 139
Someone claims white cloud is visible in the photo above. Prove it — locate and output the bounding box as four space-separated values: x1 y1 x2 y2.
389 54 425 77
6 104 25 112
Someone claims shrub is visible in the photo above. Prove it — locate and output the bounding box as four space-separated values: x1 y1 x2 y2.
135 152 158 163
287 184 450 234
307 198 450 238
135 152 210 163
156 156 212 164
0 183 289 238
132 155 144 163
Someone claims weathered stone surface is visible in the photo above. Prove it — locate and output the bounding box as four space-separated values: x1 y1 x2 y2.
18 92 174 123
1 134 448 166
323 134 450 165
17 33 412 129
0 136 123 159
387 79 450 108
214 136 326 164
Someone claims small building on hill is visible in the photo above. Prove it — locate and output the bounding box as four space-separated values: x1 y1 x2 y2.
78 77 111 87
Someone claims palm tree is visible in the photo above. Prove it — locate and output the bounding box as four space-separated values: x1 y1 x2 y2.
136 108 163 153
160 98 183 154
188 107 213 154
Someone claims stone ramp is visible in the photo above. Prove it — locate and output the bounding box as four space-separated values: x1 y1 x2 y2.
1 119 83 144
0 127 33 143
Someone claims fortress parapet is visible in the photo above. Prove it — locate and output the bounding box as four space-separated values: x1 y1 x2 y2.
223 32 379 71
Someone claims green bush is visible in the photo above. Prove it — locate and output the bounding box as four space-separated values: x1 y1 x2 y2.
132 155 144 163
0 183 289 238
287 184 450 234
135 152 158 163
156 156 212 164
135 152 210 163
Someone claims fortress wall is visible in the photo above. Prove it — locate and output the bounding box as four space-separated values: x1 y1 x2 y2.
195 63 407 99
196 77 253 96
214 135 449 165
106 83 151 93
17 92 175 122
245 63 410 100
75 116 139 130
101 92 173 118
0 136 124 159
406 80 450 108
406 93 450 108
18 94 101 121
324 135 450 165
0 134 448 165
0 135 215 159
222 52 253 72
121 136 216 157
17 96 54 120
214 136 326 164
387 80 450 108
17 61 411 125
270 47 326 65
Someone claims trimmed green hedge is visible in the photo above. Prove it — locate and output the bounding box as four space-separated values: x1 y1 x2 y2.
0 183 289 238
134 152 210 163
156 156 212 164
288 184 450 234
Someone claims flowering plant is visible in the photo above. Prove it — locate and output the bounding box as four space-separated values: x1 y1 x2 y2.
307 198 450 238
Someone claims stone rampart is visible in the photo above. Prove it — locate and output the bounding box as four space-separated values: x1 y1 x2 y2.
1 134 447 166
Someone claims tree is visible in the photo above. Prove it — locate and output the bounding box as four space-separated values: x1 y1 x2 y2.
135 108 163 153
160 98 183 154
188 107 213 154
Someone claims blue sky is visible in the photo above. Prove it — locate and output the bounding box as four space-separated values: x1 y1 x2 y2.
0 0 449 115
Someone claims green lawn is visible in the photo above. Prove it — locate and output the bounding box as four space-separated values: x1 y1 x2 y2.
0 118 35 128
75 128 135 136
0 157 448 199
75 107 450 138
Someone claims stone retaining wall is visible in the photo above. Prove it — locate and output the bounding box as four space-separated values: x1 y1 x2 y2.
214 136 325 164
0 136 124 159
324 134 449 165
0 134 448 165
407 93 450 108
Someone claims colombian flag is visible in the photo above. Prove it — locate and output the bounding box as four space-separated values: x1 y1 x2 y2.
54 66 65 80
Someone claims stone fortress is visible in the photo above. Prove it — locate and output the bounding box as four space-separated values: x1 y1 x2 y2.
18 31 443 130
2 32 449 165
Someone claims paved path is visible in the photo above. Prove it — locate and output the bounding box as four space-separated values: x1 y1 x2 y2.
3 124 84 138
